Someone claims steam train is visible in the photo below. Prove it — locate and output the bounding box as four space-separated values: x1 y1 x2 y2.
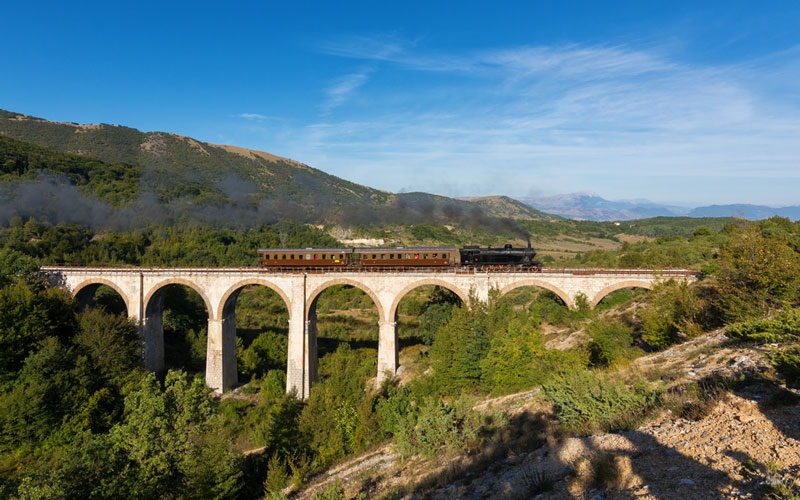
257 243 542 270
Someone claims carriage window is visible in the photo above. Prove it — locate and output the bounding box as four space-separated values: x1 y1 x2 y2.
405 254 411 259
306 254 311 260
389 254 394 259
340 254 344 259
371 254 377 259
299 254 304 260
321 254 326 259
314 254 318 260
414 253 419 259
381 254 386 259
424 254 428 259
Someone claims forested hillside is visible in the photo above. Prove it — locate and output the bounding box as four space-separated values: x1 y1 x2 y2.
0 110 553 226
0 136 140 205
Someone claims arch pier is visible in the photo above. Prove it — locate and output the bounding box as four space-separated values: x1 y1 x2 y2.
42 267 696 399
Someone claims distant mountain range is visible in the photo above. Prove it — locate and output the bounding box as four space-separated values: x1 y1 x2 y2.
686 204 800 221
521 192 800 222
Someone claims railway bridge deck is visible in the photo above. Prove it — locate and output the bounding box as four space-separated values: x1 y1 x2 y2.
42 266 699 398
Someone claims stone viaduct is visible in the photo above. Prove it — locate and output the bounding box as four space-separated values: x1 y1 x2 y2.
42 267 697 399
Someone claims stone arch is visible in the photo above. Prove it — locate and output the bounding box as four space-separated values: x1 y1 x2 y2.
499 280 573 309
143 278 213 319
217 279 292 321
590 280 654 309
306 279 385 321
72 278 131 316
388 279 469 321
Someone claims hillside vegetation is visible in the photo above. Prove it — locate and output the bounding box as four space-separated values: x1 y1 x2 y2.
0 136 140 205
0 110 552 225
1 216 799 499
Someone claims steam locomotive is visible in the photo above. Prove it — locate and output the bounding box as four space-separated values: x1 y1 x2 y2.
257 242 542 270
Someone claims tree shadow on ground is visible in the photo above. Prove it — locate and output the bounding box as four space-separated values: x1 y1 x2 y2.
392 375 800 499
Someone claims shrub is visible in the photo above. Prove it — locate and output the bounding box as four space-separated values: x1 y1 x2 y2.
263 454 290 497
586 318 635 367
238 330 288 379
768 347 800 388
376 385 416 437
639 281 710 349
313 479 346 500
260 370 287 401
542 370 660 435
480 314 547 394
726 309 800 343
662 380 726 421
725 309 800 388
392 396 504 458
715 221 800 321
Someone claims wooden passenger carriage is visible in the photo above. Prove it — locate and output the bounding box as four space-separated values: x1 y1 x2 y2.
257 247 460 268
355 247 458 267
258 248 351 267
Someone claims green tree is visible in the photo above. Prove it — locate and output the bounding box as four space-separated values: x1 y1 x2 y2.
15 371 243 499
107 371 242 498
74 309 142 387
0 248 40 288
0 337 97 446
0 284 77 381
480 314 546 393
715 221 800 321
586 318 635 366
429 306 488 393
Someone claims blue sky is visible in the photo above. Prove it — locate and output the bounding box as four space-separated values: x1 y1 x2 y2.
3 1 800 206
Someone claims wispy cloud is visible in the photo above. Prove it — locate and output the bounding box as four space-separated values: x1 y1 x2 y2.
236 113 267 121
279 39 800 205
321 68 373 113
318 34 408 62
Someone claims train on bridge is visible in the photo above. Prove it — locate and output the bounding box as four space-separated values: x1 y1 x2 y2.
258 243 543 270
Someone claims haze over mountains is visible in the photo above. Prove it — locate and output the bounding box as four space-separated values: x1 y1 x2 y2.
522 192 800 222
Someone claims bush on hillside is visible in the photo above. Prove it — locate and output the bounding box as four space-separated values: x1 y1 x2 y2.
715 221 800 321
726 309 800 343
639 280 714 349
586 318 636 367
542 370 660 435
392 396 504 458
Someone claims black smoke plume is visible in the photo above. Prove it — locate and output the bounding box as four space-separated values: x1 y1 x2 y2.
0 173 531 243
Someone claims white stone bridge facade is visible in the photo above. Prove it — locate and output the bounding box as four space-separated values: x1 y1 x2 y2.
42 267 697 399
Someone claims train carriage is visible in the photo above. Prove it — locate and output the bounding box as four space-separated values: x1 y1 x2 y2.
258 248 352 267
356 247 458 267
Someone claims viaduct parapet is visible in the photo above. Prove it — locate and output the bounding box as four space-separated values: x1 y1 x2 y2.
42 267 697 399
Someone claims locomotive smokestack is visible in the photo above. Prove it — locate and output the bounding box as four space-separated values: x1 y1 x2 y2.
527 237 531 249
